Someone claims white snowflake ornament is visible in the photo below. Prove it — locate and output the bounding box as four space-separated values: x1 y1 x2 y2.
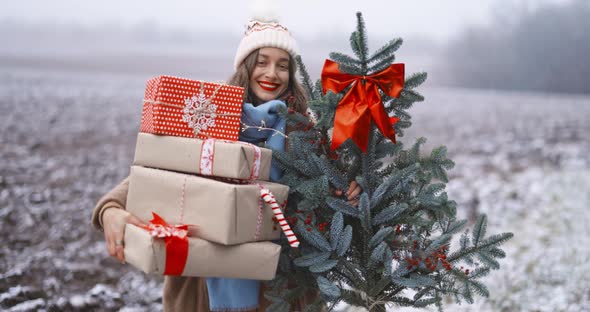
182 86 219 136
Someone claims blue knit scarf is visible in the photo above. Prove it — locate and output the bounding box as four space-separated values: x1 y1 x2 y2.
206 100 287 311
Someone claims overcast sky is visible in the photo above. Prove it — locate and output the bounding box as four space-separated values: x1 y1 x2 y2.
1 0 571 41
1 0 576 81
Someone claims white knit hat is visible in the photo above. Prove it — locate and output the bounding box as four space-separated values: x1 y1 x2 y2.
233 19 298 70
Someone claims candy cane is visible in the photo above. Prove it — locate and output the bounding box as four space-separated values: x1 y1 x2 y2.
259 187 299 248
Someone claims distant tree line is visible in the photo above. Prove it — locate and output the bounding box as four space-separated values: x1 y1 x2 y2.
440 0 590 94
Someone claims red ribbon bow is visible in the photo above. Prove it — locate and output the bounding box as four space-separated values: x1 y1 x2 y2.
321 59 405 152
142 212 189 276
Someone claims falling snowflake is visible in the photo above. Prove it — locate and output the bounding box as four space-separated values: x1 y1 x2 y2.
182 92 218 136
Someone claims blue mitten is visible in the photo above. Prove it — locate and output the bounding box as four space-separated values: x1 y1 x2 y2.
239 100 287 182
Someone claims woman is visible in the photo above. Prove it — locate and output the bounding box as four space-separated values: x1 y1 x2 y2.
91 18 360 311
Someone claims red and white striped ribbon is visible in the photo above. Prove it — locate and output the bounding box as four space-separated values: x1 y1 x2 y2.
200 138 262 180
234 141 261 180
199 139 216 176
259 186 299 248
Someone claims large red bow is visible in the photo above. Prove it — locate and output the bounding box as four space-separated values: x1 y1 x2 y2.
321 59 405 152
142 212 189 276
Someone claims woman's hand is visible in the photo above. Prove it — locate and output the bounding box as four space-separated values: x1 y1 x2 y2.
333 180 362 207
102 208 146 263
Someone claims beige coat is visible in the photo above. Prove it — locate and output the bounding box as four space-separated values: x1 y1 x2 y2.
92 178 317 311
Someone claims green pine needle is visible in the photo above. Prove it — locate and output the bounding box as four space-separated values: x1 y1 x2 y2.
404 72 428 89
368 38 403 64
472 214 488 246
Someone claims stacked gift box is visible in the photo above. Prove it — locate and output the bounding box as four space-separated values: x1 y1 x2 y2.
123 75 292 280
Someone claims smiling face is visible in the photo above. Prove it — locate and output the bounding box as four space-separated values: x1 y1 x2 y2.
249 47 290 103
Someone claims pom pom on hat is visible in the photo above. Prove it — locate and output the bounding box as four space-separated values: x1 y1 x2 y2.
234 0 298 70
250 0 280 22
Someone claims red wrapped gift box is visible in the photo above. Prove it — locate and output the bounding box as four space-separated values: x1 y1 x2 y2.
140 75 244 141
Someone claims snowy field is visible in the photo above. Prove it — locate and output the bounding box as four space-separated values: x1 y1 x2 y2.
1 69 589 312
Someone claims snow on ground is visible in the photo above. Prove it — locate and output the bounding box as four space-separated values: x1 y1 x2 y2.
344 88 590 312
1 70 589 311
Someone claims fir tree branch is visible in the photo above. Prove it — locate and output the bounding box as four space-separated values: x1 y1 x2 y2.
362 125 378 194
368 38 403 64
472 214 487 247
371 163 420 208
401 89 425 102
369 54 397 74
317 276 341 298
329 52 362 66
331 268 358 288
273 151 307 177
330 212 344 250
477 251 500 269
368 275 393 297
326 197 361 217
353 12 369 69
372 203 409 226
310 259 338 273
340 288 369 309
359 193 372 230
444 219 468 235
447 232 514 263
294 251 332 267
310 153 348 191
468 267 491 279
369 227 394 248
339 62 364 75
296 55 316 101
336 225 353 256
341 260 368 290
404 72 428 89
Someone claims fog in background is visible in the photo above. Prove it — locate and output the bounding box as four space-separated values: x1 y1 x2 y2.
438 0 590 94
1 0 586 94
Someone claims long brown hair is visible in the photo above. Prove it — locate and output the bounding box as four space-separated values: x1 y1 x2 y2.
227 49 308 115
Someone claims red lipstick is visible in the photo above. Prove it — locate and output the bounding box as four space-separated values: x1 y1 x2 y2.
258 81 280 91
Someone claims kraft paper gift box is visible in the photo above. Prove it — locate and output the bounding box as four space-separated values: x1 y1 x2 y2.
123 224 280 280
133 132 272 181
140 75 244 141
126 165 289 245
